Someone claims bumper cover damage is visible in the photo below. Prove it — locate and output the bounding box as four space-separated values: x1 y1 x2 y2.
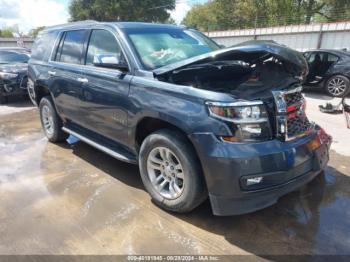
190 127 331 216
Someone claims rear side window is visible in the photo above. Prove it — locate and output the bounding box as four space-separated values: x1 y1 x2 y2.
85 29 122 65
31 31 58 61
56 30 87 64
326 53 339 63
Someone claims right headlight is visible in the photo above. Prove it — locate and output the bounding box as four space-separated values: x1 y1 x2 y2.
206 100 272 142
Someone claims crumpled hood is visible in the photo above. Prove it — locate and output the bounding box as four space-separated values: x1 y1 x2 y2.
0 63 28 74
153 40 308 79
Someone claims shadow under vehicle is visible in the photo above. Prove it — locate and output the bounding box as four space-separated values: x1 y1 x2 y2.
303 49 350 97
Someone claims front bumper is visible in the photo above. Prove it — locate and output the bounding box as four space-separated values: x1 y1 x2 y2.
0 75 28 96
189 128 331 216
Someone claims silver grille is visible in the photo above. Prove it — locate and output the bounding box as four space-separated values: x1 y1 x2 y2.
272 86 313 141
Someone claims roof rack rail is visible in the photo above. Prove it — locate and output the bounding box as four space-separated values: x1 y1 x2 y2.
44 20 98 30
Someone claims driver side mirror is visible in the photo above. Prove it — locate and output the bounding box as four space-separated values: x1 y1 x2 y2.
93 54 128 72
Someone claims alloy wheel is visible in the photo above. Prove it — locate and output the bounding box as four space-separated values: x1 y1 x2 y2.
41 105 54 136
146 147 185 199
327 77 347 96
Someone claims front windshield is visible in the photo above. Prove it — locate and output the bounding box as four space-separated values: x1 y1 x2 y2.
0 51 30 64
125 28 220 70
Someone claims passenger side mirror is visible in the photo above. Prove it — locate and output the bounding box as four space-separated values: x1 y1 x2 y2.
93 54 128 72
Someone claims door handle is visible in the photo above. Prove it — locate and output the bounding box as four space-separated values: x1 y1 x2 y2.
77 77 88 83
48 71 56 76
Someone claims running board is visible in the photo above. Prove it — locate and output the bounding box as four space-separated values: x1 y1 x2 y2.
62 127 137 164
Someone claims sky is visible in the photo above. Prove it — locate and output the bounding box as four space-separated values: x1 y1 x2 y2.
0 0 207 34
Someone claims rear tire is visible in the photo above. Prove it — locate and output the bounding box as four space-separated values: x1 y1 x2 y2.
39 96 68 143
325 75 349 97
139 129 207 213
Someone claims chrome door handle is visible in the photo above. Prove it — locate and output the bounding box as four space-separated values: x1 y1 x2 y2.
48 71 56 76
77 77 88 83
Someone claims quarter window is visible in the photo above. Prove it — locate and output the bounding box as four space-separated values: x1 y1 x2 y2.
327 53 339 63
85 30 122 65
32 31 58 61
56 30 87 64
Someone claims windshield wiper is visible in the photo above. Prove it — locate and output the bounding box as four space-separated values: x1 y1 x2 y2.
172 61 249 74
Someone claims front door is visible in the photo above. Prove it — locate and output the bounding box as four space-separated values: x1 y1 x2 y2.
79 29 132 146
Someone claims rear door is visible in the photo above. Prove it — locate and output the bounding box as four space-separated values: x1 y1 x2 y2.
49 29 89 125
79 29 132 145
305 52 339 85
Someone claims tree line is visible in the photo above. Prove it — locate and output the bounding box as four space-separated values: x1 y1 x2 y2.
1 0 175 38
183 0 350 31
2 0 349 38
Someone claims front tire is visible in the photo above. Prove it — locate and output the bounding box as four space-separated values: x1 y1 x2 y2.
325 75 349 97
139 129 207 213
39 96 68 143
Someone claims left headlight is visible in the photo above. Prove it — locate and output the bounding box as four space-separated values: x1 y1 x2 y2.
0 72 18 79
206 100 272 142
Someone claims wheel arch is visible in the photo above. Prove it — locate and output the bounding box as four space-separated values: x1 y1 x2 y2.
134 117 193 152
35 84 51 105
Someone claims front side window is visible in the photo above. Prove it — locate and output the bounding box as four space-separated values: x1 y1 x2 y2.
0 51 30 64
125 28 220 70
86 29 122 65
56 30 87 64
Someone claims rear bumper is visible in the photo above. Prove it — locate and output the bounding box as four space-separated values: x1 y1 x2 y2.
189 128 331 216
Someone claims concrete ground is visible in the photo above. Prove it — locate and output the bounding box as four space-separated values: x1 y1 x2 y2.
0 92 350 259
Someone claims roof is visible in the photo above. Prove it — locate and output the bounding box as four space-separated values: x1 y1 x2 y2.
114 22 183 30
42 20 184 32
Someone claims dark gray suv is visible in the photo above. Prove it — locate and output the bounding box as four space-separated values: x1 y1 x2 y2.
28 21 331 216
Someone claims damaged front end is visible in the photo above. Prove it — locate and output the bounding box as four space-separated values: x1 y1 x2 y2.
153 40 308 99
154 40 323 142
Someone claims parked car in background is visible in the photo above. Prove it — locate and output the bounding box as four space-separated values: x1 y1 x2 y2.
28 21 331 216
303 49 350 97
0 47 30 104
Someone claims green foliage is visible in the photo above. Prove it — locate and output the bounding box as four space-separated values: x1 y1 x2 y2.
29 26 46 38
0 28 14 38
69 0 176 22
165 17 177 25
183 0 350 31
